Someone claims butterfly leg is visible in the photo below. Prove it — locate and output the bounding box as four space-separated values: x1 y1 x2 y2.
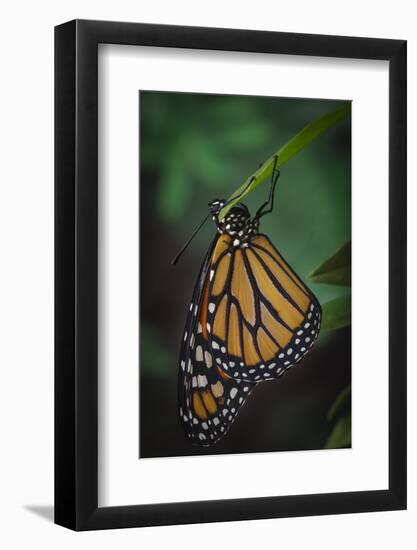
255 155 280 219
219 175 258 214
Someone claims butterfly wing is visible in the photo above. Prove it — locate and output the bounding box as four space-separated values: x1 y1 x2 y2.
206 234 321 383
178 236 256 446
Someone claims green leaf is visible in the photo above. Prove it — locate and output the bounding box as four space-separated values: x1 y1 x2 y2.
325 385 351 449
321 295 351 331
308 241 351 286
219 103 351 219
328 385 351 421
325 414 351 449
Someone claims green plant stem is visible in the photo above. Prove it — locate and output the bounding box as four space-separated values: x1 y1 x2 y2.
219 103 351 219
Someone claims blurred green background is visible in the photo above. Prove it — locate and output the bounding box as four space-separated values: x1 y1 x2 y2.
139 91 351 458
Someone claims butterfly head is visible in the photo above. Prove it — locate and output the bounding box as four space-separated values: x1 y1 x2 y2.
208 199 250 220
208 199 226 216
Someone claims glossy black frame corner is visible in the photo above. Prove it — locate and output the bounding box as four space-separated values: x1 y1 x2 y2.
55 19 407 531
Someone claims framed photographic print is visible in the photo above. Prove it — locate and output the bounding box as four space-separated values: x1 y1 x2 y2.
55 19 406 530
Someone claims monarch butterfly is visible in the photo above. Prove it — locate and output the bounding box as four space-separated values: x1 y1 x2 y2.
174 156 321 446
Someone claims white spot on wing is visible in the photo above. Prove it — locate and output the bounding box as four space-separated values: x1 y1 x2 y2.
195 346 203 361
211 381 224 397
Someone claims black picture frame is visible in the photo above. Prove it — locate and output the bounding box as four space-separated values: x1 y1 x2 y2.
55 19 407 531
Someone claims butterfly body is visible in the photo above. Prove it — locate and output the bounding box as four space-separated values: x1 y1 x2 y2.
177 163 321 446
210 200 259 246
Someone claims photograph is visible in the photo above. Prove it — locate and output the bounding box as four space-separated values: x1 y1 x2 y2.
0 2 410 545
139 91 352 458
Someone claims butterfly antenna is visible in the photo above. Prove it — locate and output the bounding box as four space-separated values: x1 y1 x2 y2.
170 214 210 265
